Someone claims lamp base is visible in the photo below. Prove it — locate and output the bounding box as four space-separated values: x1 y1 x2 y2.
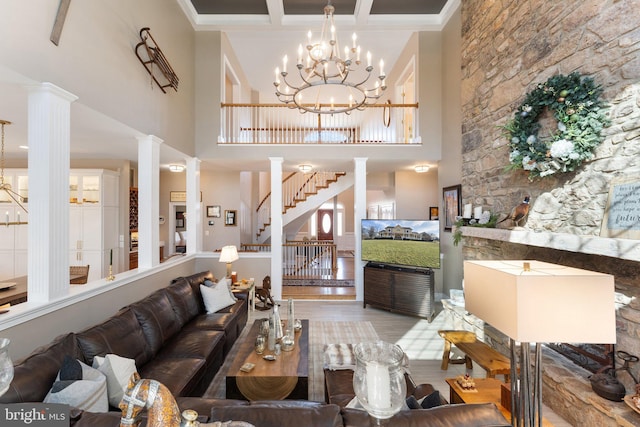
510 340 542 427
226 263 232 279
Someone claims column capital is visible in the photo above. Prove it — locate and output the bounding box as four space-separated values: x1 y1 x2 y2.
27 82 78 103
136 135 164 145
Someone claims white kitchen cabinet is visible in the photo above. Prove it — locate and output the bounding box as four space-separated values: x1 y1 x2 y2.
68 170 120 282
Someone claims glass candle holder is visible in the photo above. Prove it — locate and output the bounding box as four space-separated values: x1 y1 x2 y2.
0 338 14 397
255 335 266 354
281 331 295 351
352 341 406 422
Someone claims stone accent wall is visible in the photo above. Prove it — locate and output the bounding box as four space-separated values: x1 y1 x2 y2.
461 0 640 234
461 1 640 425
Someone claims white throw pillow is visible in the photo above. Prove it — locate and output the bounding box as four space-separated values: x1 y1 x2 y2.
201 282 237 313
204 278 237 302
44 358 108 412
93 354 138 407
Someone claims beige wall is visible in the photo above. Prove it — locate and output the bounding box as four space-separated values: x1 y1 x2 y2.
438 7 463 295
0 0 196 155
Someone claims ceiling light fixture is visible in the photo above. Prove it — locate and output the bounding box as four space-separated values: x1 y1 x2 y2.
414 165 429 173
169 164 185 173
0 120 28 225
298 164 313 173
274 0 386 115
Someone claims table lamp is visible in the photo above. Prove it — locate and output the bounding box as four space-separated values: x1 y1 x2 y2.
219 245 239 278
464 260 616 427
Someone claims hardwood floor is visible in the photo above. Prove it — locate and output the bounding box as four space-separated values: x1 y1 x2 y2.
282 255 356 300
247 300 572 426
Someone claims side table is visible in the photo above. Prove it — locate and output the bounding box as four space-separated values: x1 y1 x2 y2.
446 378 555 426
232 279 256 311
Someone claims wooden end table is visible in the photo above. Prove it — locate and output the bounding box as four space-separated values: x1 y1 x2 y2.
446 378 555 426
232 279 256 311
226 319 309 400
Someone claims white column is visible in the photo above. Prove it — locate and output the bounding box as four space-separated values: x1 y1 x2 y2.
27 83 77 303
186 157 201 254
269 157 283 300
137 135 162 269
354 157 367 301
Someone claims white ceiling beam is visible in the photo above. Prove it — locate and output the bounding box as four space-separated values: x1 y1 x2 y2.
354 0 374 27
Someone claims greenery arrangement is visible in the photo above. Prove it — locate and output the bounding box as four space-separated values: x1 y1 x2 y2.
504 72 609 180
452 214 499 246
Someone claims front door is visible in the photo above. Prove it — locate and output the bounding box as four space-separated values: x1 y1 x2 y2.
316 209 333 241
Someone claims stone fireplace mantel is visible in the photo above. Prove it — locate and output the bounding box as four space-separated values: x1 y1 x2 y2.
460 227 640 263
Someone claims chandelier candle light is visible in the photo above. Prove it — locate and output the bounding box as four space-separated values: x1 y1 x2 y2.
274 1 386 114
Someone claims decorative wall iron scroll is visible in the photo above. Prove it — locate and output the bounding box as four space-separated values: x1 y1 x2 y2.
134 27 179 93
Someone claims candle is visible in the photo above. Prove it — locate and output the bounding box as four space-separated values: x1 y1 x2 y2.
366 362 391 410
463 203 473 219
297 44 303 65
379 59 385 76
17 211 20 223
110 249 113 266
275 67 280 85
5 211 8 224
282 55 288 73
352 33 357 49
366 51 371 67
474 206 483 219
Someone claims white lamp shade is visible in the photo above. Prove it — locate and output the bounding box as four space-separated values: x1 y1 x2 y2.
219 245 239 263
464 260 616 344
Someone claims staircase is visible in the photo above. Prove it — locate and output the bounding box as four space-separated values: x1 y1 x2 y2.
256 171 353 243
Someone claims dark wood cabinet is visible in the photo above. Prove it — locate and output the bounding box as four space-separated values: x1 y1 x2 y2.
364 263 435 322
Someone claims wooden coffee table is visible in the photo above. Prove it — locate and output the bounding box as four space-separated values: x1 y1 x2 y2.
226 319 309 400
446 378 554 426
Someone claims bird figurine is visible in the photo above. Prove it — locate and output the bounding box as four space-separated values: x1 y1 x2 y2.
497 196 530 227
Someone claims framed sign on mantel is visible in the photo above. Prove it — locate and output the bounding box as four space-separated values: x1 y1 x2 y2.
601 177 640 239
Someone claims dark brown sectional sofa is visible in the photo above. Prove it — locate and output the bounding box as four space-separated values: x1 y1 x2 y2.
0 270 510 427
0 270 247 403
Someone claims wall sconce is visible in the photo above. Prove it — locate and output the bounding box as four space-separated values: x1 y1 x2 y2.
169 164 185 173
414 165 430 173
298 164 313 173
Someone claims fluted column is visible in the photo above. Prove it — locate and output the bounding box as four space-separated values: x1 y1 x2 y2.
137 135 162 269
27 82 78 302
186 157 201 254
354 157 367 301
269 157 283 300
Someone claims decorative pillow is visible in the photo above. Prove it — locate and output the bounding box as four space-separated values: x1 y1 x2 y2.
44 356 108 412
204 278 238 302
92 354 138 407
419 390 443 409
200 282 237 314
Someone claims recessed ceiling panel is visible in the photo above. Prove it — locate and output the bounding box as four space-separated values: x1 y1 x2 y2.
370 0 448 14
190 0 269 15
283 0 357 15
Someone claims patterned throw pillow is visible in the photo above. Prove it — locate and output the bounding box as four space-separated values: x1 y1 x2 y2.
44 356 108 412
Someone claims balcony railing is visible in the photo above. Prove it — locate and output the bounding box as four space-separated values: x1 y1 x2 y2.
220 103 419 145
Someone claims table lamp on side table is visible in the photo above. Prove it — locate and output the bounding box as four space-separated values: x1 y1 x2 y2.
219 245 239 279
464 260 616 427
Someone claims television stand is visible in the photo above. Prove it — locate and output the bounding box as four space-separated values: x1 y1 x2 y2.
363 262 435 322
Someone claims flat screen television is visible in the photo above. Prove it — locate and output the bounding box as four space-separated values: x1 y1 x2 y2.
361 219 440 269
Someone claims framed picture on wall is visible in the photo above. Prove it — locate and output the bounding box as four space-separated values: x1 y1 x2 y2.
207 205 221 218
429 206 439 220
442 184 461 232
224 210 237 226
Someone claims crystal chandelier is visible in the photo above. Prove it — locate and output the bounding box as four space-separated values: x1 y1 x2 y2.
274 1 386 115
0 119 28 224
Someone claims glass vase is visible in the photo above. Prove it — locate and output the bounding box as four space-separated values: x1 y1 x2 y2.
353 341 406 422
0 338 14 397
286 298 295 337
